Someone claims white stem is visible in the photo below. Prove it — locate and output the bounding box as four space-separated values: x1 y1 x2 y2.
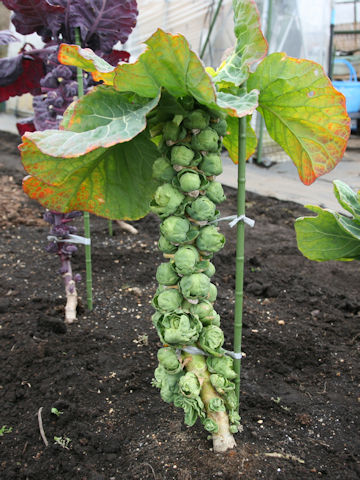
211 411 237 452
63 270 77 324
116 220 138 234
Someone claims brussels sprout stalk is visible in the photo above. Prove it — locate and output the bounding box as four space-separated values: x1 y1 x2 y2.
152 104 238 452
183 352 236 452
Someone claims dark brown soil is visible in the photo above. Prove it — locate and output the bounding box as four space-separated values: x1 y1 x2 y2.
0 130 359 480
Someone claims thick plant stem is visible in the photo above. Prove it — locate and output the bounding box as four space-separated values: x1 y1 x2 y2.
75 28 93 311
62 258 77 324
183 353 236 452
233 115 247 409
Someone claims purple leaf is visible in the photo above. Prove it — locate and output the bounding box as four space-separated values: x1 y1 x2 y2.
0 54 44 102
1 0 64 39
103 49 130 66
49 0 138 52
16 118 36 136
0 30 18 45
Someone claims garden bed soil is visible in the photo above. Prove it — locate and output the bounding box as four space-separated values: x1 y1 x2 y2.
0 130 359 480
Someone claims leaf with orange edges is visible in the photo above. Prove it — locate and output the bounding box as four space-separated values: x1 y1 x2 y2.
21 133 159 220
58 44 116 85
248 52 351 185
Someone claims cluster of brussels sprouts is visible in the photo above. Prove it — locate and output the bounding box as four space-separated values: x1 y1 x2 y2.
150 100 240 435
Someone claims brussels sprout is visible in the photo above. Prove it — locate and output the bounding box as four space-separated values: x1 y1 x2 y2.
196 225 225 253
207 283 218 302
152 156 176 182
152 288 183 312
171 145 194 166
199 153 223 176
199 325 224 356
174 245 200 275
205 181 226 204
208 397 226 412
186 196 217 221
178 171 201 192
180 273 211 300
150 183 185 218
183 109 210 130
229 410 241 426
203 261 216 278
153 365 183 403
203 417 219 434
178 372 201 398
191 127 219 152
158 234 177 254
207 356 237 380
230 424 239 434
179 96 195 111
174 393 205 426
157 347 182 374
163 121 181 142
211 118 228 136
160 216 190 244
156 262 179 285
189 300 213 319
160 312 202 345
224 390 238 410
210 374 235 395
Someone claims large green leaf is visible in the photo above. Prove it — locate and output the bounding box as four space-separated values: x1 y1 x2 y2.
58 44 116 85
214 0 267 87
113 29 216 106
23 85 160 158
248 52 351 185
295 205 360 261
223 115 257 162
333 179 360 220
216 89 258 118
21 133 159 220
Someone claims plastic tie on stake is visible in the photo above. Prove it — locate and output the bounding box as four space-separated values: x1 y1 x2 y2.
210 214 255 228
47 234 91 246
178 346 242 360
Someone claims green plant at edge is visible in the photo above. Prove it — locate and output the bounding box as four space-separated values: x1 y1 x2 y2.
295 180 360 261
19 0 350 452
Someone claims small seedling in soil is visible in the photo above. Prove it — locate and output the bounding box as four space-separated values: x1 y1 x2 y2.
54 436 71 450
51 407 63 417
0 425 12 436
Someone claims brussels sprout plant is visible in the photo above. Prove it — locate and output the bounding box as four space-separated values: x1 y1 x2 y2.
19 0 349 452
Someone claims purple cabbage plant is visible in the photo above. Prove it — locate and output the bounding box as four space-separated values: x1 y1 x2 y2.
44 210 83 323
0 0 138 322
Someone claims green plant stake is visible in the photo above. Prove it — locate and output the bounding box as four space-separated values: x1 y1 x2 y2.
75 28 93 311
108 220 113 236
233 114 247 405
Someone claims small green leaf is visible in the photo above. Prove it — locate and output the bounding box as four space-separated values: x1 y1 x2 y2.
58 44 116 85
333 180 360 220
295 206 360 261
22 86 160 158
223 115 257 162
214 0 267 86
248 52 351 185
22 133 159 220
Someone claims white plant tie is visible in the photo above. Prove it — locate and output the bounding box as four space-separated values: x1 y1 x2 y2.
47 233 91 246
179 345 242 360
209 214 255 228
